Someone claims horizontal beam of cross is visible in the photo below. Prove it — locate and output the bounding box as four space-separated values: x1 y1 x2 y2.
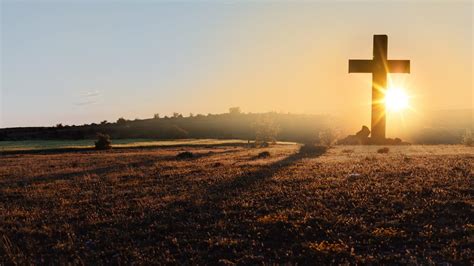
348 59 410 73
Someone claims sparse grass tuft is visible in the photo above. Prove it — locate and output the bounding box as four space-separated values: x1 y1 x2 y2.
318 128 339 147
257 213 288 224
307 241 349 254
372 227 406 238
377 147 390 153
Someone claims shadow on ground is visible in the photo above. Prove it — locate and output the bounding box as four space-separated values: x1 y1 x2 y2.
74 148 328 264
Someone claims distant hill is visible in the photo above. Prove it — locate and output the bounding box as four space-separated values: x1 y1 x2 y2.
0 112 335 143
1 109 471 144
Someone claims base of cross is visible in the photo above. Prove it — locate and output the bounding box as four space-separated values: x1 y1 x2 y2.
337 126 410 145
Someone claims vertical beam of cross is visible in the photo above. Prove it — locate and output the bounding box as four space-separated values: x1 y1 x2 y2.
348 35 410 143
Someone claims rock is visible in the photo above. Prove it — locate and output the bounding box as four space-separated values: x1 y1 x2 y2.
356 125 371 139
337 125 371 145
338 126 410 145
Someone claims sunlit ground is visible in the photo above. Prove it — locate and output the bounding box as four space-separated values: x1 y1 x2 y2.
1 144 472 263
0 139 296 151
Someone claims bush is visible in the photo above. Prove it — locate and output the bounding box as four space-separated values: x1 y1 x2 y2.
256 151 271 159
461 129 473 146
318 128 339 147
176 151 194 159
377 147 389 153
95 133 112 150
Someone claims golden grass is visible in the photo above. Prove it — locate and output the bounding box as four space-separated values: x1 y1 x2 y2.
0 144 472 264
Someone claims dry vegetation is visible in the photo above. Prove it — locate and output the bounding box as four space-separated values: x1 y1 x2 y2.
0 144 473 264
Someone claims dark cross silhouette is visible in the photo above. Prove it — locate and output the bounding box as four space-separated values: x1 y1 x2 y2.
348 35 410 142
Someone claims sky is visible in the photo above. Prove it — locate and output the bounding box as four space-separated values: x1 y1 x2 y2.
1 0 472 136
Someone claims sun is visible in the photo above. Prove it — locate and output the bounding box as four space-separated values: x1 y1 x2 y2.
385 86 409 112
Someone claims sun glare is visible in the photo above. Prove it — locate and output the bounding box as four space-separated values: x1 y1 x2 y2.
385 87 409 112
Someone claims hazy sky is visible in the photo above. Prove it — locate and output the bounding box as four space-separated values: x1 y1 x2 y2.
1 0 472 133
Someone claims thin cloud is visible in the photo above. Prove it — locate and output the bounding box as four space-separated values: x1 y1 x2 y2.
81 90 101 98
74 90 102 106
74 100 98 106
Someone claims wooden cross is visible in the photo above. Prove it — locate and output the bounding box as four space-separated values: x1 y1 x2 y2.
348 35 410 143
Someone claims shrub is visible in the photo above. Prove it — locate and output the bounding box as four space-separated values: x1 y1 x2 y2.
377 147 389 153
461 129 473 146
318 128 339 147
257 151 270 159
95 133 112 150
176 151 194 159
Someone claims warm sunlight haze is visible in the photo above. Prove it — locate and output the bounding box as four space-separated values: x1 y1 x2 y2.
0 1 473 264
385 86 409 112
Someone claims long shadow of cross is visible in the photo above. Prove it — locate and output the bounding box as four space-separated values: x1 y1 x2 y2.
206 149 325 199
139 148 327 263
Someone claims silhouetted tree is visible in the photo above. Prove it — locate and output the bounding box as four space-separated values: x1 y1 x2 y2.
153 113 160 119
173 112 183 118
229 107 241 115
56 123 64 128
100 120 108 125
117 117 127 125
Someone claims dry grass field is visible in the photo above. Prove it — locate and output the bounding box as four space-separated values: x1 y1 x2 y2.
0 144 472 264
